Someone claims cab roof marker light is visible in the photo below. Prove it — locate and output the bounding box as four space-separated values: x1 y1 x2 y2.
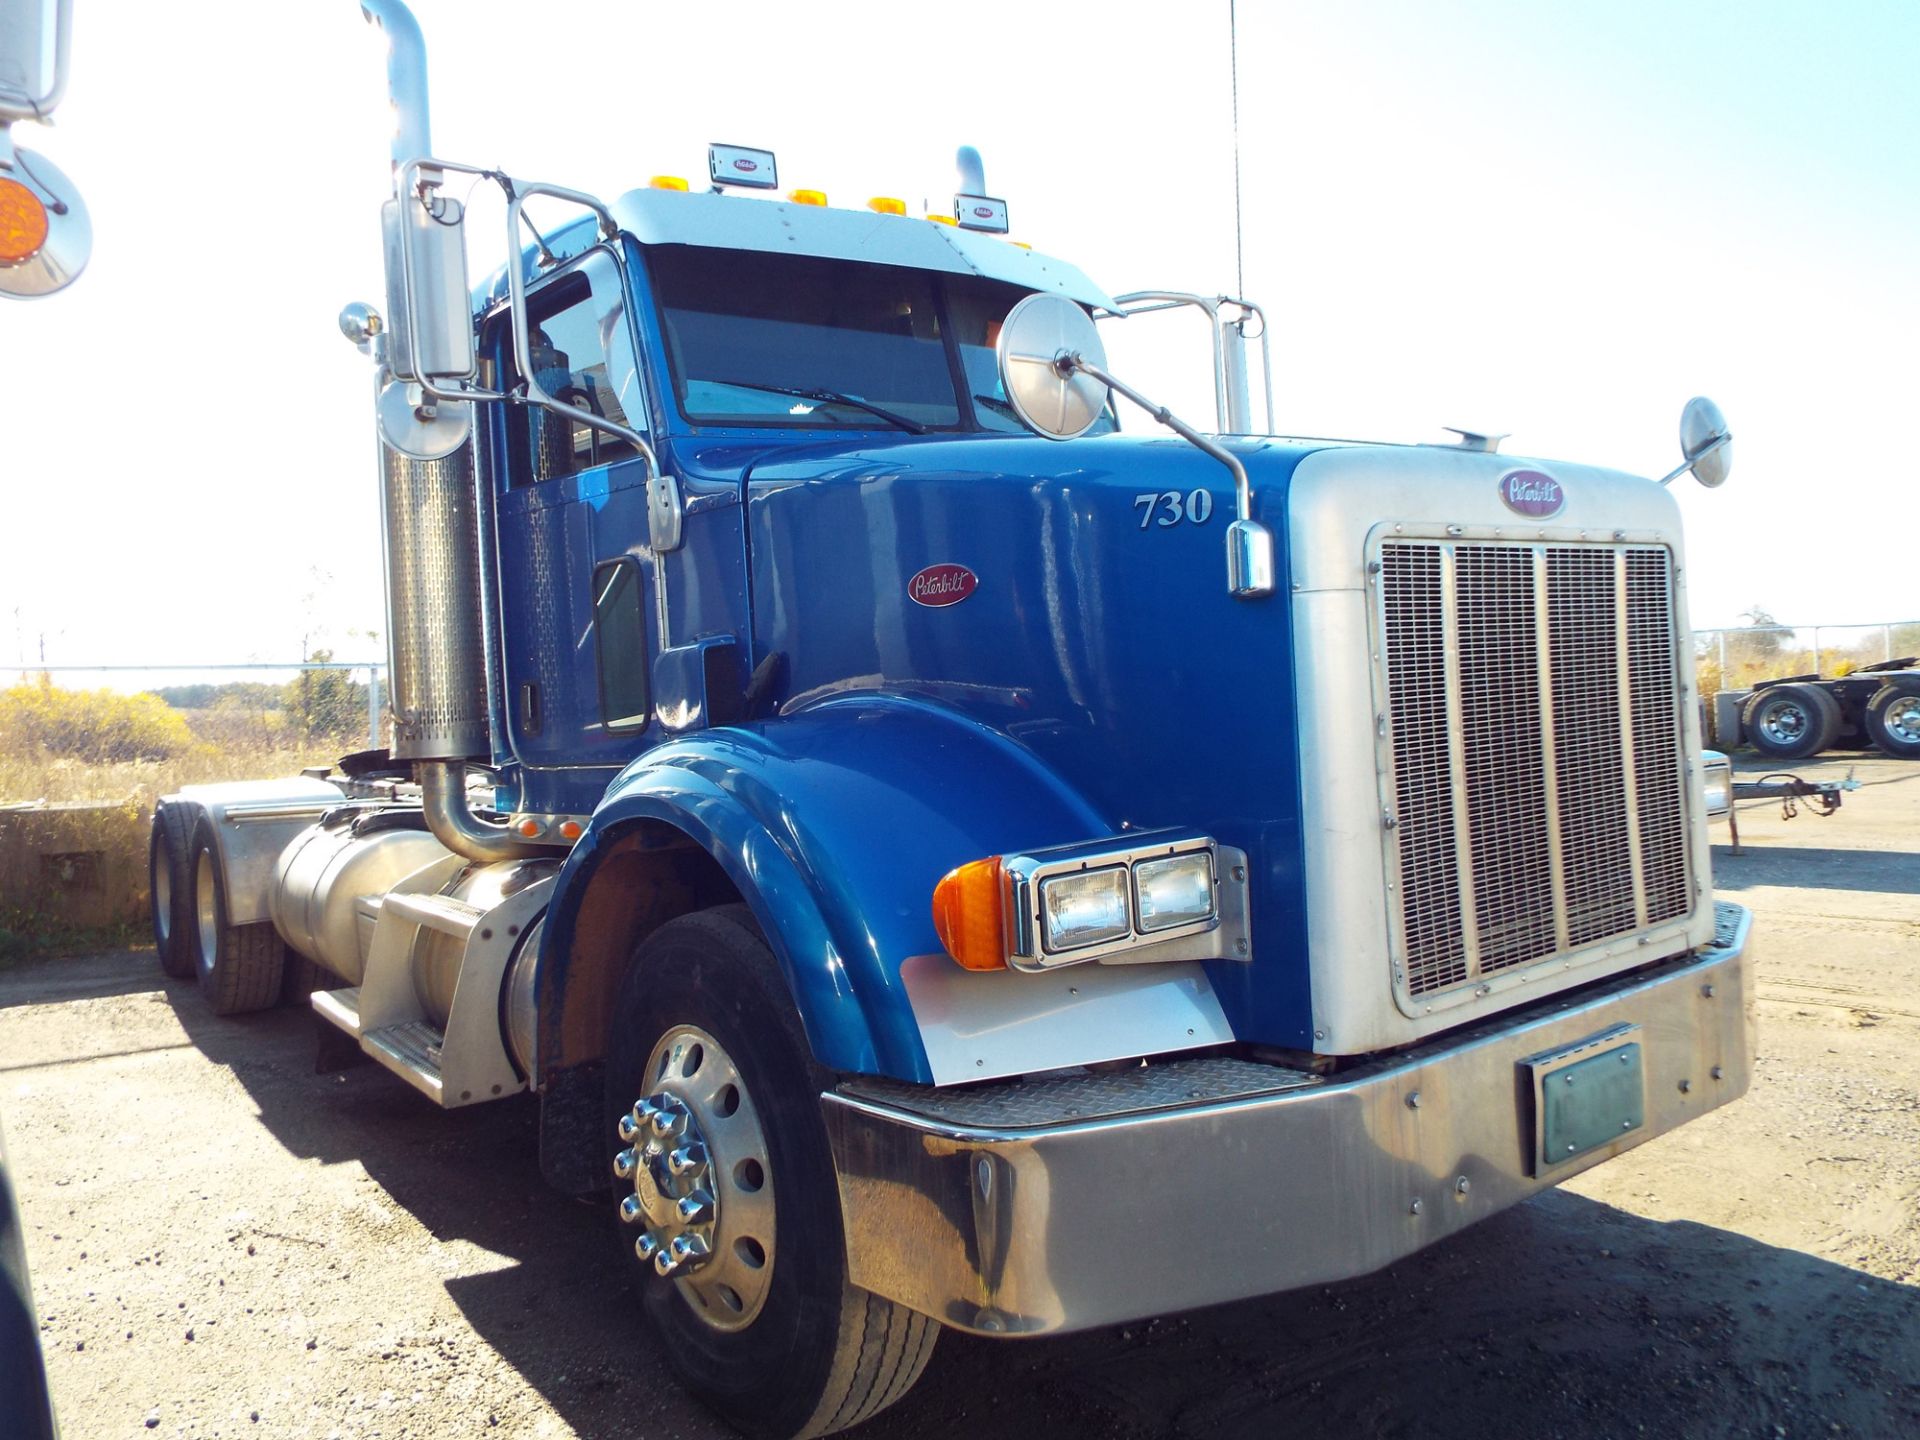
649 175 690 192
868 196 907 215
788 189 828 207
926 212 957 226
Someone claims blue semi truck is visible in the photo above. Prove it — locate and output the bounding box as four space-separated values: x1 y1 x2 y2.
146 4 1754 1434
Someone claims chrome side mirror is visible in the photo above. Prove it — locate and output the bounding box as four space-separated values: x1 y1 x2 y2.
1658 396 1732 488
0 1 90 300
995 293 1275 598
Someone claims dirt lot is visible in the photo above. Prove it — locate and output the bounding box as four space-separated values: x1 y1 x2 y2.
4 752 1916 1440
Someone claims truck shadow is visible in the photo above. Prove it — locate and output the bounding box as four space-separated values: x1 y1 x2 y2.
154 976 1920 1440
1712 844 1920 895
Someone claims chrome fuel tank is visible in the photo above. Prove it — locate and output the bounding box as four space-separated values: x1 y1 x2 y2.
270 814 452 983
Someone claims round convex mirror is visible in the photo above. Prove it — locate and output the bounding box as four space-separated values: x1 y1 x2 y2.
995 292 1110 440
1679 396 1732 488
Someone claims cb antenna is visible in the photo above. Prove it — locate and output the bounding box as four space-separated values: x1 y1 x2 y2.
1229 0 1244 298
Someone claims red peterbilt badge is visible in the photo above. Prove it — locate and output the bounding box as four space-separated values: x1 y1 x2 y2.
1498 468 1565 519
733 158 758 172
973 205 994 219
908 563 978 607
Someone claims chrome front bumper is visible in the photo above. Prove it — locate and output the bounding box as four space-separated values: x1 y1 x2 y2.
823 903 1753 1336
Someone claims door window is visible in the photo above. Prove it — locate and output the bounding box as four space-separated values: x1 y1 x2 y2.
510 251 646 485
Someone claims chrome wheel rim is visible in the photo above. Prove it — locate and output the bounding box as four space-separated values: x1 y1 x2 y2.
1888 696 1920 746
616 1025 775 1331
1757 700 1809 746
152 840 172 946
194 851 219 971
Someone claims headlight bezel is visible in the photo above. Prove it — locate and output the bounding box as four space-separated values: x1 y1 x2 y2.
1003 830 1244 971
1701 750 1733 819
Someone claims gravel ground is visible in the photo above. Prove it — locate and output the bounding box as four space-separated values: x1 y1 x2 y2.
3 752 1916 1439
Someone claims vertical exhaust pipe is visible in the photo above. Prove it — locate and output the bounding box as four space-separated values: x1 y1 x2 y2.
360 0 538 863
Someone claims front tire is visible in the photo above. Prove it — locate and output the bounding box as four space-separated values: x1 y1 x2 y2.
186 817 286 1016
605 906 936 1439
1741 682 1840 760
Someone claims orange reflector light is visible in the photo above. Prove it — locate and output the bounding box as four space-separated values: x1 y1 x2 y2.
649 175 690 191
932 857 1009 971
925 212 957 226
788 189 827 207
867 196 907 215
0 177 50 264
1008 240 1032 249
558 820 583 841
516 818 544 838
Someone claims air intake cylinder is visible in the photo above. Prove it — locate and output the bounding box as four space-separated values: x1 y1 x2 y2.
377 430 490 761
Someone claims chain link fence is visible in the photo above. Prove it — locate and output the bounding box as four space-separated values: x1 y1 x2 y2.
1691 622 1920 698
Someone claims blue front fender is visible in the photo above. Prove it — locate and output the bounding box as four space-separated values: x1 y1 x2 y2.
545 694 1112 1082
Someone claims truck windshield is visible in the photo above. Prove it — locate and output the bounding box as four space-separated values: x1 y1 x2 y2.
648 247 1115 436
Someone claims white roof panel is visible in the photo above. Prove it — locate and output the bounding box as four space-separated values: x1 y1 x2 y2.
608 188 1117 311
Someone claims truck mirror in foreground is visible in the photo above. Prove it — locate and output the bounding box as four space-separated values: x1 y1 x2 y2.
995 291 1277 599
1658 395 1733 488
0 0 90 299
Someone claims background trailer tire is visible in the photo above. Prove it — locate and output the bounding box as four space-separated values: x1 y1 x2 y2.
605 906 936 1440
187 817 287 1016
1864 682 1920 759
1741 682 1841 760
149 804 197 980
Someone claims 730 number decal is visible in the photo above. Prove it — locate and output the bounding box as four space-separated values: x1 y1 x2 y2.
1133 489 1216 529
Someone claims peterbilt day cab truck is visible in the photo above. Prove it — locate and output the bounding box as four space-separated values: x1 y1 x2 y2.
146 4 1753 1435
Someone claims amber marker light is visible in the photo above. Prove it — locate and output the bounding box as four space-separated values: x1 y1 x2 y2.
788 189 827 207
0 177 50 265
516 818 545 839
649 175 690 191
867 196 907 215
931 857 1009 971
558 820 584 841
925 212 957 226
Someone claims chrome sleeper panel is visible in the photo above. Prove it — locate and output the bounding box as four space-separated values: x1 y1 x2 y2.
825 907 1752 1337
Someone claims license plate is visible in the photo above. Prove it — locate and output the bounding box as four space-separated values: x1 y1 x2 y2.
1524 1025 1645 1170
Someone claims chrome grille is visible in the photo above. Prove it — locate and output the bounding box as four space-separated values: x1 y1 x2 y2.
1380 541 1691 1001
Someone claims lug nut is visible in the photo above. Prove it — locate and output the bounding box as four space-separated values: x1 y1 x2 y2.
634 1232 660 1262
617 1114 640 1143
653 1249 679 1278
649 1100 686 1140
671 1233 711 1264
618 1195 645 1226
676 1191 715 1225
613 1148 638 1180
667 1144 708 1178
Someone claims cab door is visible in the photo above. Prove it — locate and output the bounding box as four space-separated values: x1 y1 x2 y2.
491 248 660 783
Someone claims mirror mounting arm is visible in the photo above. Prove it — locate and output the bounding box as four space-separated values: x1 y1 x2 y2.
1070 354 1276 600
1656 431 1731 487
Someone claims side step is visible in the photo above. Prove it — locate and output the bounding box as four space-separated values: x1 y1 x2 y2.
309 856 554 1110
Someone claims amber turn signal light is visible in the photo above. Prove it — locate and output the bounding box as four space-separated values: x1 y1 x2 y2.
931 857 1008 971
0 177 50 265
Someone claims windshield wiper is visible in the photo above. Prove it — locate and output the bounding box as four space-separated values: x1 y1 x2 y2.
708 378 929 434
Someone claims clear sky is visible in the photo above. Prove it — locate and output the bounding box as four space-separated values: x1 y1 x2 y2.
1 0 1914 677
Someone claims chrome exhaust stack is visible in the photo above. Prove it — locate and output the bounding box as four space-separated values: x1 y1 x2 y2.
355 0 537 862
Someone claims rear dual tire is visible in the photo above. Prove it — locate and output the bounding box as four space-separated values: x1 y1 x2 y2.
606 906 936 1439
186 816 286 1015
1741 682 1841 760
149 803 197 979
1864 681 1920 759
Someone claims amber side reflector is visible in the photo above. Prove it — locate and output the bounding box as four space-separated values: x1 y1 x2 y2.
649 175 690 191
0 177 50 264
516 818 544 839
867 196 907 215
932 857 1009 971
558 820 583 841
788 189 827 207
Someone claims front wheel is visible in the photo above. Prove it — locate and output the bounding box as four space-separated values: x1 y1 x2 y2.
605 906 936 1439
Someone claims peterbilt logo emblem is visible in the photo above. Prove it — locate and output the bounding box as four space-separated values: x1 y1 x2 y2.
973 205 994 219
908 564 978 607
1498 468 1565 518
733 158 758 172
